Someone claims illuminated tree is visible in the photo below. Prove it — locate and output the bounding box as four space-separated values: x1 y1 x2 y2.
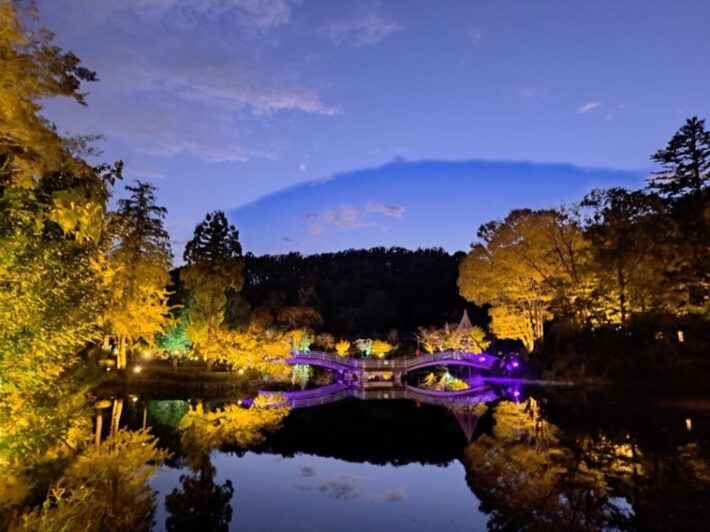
459 209 588 349
103 181 172 369
371 339 395 358
488 307 535 352
291 364 312 390
157 309 191 356
182 211 243 365
334 339 351 357
0 2 118 467
581 188 671 323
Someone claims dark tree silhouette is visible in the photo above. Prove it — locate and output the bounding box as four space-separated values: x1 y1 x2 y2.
649 116 710 198
184 210 242 267
165 457 234 532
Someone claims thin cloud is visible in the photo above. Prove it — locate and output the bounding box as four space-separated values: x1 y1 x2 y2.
305 224 324 235
366 202 405 217
295 475 361 500
41 0 339 164
124 163 166 180
466 27 486 43
370 489 407 503
297 465 316 477
519 86 547 99
324 205 368 229
577 101 603 113
303 201 405 236
325 6 401 46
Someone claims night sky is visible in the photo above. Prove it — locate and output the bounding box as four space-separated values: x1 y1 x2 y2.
38 1 710 259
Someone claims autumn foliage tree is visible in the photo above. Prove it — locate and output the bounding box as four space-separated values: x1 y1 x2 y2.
102 181 172 369
458 209 587 351
0 1 119 469
181 211 243 365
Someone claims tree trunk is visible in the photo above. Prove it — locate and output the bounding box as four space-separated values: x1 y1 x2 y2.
117 335 127 370
95 410 103 446
618 268 628 326
110 398 124 435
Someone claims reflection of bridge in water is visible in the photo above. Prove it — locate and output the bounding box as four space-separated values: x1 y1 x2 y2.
286 350 498 389
258 381 501 443
262 382 499 409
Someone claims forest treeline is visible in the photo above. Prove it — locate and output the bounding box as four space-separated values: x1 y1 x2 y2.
182 247 480 337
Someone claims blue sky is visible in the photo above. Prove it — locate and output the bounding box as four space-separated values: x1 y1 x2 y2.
38 0 710 258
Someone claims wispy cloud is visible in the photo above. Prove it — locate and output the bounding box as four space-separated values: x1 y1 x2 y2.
295 475 360 500
371 489 407 503
324 205 368 229
42 0 339 164
124 162 166 180
366 202 405 217
295 474 407 504
577 101 603 113
519 86 547 99
325 6 401 46
466 27 486 43
297 465 317 477
303 201 405 236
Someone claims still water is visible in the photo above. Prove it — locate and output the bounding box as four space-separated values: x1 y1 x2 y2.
117 385 710 531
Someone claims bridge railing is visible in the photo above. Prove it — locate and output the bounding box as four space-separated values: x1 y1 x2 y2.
289 349 499 372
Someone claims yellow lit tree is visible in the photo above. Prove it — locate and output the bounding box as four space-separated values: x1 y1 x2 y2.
488 306 535 352
0 2 120 468
102 182 173 369
181 211 243 366
458 209 588 350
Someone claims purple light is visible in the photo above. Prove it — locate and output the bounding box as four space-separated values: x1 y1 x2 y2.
512 361 519 368
478 356 486 362
513 390 520 397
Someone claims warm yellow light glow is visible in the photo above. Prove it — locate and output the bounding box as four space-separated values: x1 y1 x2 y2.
133 366 142 374
686 418 692 431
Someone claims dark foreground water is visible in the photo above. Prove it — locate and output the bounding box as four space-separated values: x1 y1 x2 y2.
118 385 710 531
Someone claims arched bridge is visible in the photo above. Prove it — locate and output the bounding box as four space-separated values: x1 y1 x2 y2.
286 350 498 376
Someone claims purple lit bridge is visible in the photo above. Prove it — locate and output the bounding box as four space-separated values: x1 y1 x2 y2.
285 349 498 387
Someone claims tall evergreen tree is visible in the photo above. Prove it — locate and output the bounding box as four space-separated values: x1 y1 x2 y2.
104 181 172 369
181 211 244 365
649 116 710 198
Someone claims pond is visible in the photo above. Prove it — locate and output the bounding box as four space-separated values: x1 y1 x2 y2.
113 384 710 531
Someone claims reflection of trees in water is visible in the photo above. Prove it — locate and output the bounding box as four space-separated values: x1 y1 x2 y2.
464 398 710 531
165 397 291 531
178 397 291 469
16 429 169 532
165 454 234 532
464 398 631 530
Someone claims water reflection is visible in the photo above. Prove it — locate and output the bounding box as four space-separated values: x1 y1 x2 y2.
96 386 710 531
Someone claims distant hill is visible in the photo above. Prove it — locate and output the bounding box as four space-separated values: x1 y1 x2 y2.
230 159 645 255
